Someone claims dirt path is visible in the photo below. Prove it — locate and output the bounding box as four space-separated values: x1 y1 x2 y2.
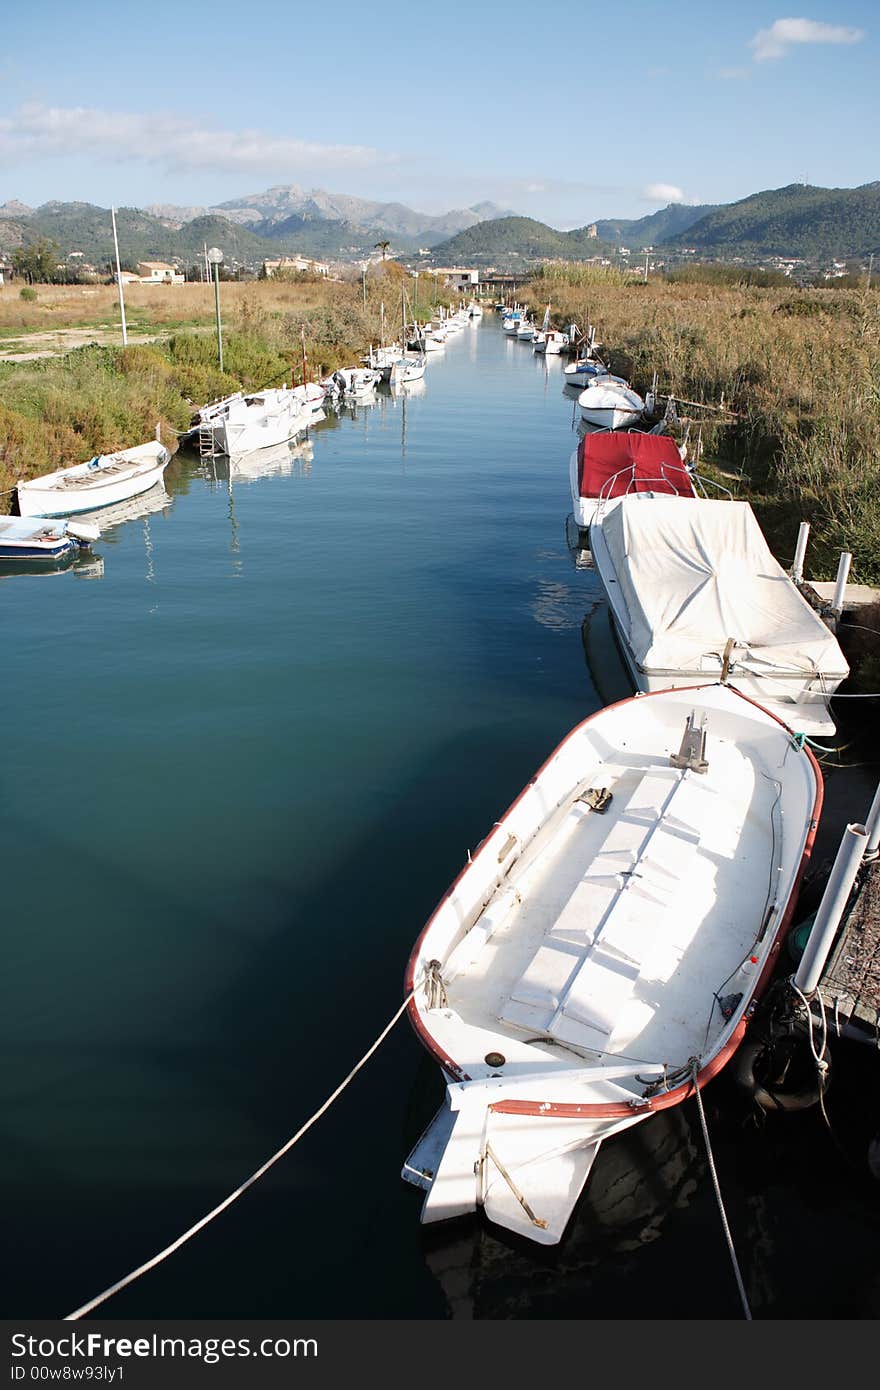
0 326 169 362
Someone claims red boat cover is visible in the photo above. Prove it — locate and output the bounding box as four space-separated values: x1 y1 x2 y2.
577 431 696 501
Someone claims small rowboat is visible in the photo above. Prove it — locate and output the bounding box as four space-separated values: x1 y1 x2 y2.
578 380 646 430
0 515 100 564
17 441 171 518
402 682 822 1245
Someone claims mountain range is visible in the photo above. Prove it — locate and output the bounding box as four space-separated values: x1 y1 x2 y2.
0 186 515 267
1 181 878 272
429 183 880 267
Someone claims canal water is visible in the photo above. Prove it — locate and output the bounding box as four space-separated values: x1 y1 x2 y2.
3 317 879 1320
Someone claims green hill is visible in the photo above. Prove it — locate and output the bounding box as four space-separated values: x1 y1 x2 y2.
669 183 880 259
595 203 721 248
429 216 627 267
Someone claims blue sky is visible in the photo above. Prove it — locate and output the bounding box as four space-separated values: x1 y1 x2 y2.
0 1 876 225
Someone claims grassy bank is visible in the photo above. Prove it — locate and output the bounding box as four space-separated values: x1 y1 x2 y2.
524 265 880 582
0 266 452 504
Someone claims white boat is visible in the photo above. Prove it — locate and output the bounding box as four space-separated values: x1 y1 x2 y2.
578 380 646 430
403 681 822 1246
516 320 536 341
591 495 850 735
389 357 427 386
17 441 171 518
502 311 521 334
196 386 323 457
389 284 427 385
365 344 404 380
0 515 100 563
332 367 379 397
535 330 570 356
569 430 699 533
563 360 613 390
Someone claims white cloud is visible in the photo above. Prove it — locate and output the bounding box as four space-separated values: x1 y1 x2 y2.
642 182 685 203
0 103 398 175
750 18 865 62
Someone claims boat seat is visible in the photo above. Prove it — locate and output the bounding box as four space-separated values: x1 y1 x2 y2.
499 767 709 1050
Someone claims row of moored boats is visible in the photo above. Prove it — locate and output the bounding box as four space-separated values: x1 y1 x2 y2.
400 301 853 1253
3 299 482 568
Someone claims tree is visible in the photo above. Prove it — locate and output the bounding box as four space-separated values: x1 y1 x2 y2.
374 240 391 260
12 237 63 284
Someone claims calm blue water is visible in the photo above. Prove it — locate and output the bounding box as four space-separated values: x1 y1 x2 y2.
2 319 878 1320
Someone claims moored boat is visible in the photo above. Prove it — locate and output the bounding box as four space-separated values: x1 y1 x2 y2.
535 330 570 356
0 515 100 564
569 429 700 533
403 681 822 1245
578 380 646 430
591 495 850 735
17 441 171 518
192 386 323 457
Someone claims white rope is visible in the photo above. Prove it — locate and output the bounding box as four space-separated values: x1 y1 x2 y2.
690 1059 753 1320
65 985 419 1321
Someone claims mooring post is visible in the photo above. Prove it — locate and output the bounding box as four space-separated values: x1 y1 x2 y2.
831 551 852 618
794 823 868 996
791 521 810 585
865 780 880 862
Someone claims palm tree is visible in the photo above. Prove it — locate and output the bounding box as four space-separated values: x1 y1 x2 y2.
375 240 391 260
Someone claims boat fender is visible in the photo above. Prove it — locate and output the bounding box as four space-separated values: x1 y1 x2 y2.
731 1016 829 1113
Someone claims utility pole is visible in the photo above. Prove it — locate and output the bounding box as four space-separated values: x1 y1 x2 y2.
110 205 128 347
207 247 224 372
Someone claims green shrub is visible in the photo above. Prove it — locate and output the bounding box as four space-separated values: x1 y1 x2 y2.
19 286 37 303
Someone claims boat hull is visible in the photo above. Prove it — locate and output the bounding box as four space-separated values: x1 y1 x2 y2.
18 447 170 518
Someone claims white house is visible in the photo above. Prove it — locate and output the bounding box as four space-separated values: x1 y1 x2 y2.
262 256 329 278
138 261 185 284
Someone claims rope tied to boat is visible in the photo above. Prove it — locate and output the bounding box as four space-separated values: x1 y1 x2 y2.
689 1057 753 1321
63 979 423 1321
424 959 448 1011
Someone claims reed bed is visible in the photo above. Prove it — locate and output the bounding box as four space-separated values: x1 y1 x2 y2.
523 266 880 581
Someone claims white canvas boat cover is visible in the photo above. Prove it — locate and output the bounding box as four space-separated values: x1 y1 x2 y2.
599 497 849 678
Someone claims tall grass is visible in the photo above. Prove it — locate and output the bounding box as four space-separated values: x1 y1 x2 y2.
525 265 880 580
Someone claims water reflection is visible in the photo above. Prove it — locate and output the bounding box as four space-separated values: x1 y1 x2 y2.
420 1104 702 1318
77 482 173 533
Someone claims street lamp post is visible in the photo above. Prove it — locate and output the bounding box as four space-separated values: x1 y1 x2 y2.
207 246 224 372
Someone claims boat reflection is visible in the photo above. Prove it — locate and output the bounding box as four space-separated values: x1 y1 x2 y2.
229 438 314 485
0 549 104 582
76 481 173 532
418 1102 702 1318
580 594 636 708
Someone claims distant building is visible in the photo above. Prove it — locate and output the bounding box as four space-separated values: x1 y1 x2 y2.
0 264 13 285
262 256 329 278
431 266 479 291
586 224 598 239
138 261 185 284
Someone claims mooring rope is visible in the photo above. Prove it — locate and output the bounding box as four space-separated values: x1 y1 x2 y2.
689 1058 753 1321
65 984 419 1321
